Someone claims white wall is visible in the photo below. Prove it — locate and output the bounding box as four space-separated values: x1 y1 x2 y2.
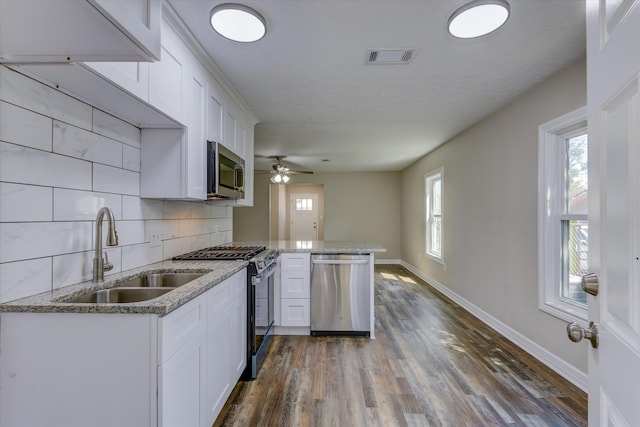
0 66 233 303
401 57 588 376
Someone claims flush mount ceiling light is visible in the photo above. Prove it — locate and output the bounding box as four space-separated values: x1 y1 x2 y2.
448 0 510 39
210 3 266 43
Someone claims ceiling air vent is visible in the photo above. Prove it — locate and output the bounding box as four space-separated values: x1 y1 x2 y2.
366 49 416 65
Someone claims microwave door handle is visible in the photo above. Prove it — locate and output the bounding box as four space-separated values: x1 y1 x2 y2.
234 164 244 190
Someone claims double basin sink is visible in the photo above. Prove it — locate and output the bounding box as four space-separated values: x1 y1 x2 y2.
59 272 206 304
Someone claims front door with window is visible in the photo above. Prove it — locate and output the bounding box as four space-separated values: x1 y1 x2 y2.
290 193 318 241
587 0 640 424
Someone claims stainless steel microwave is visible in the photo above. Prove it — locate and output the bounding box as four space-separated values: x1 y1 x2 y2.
207 141 245 200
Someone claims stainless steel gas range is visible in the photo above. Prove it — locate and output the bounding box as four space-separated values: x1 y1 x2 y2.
173 245 277 379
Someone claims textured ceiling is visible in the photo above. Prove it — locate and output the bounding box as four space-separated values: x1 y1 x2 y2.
168 0 586 172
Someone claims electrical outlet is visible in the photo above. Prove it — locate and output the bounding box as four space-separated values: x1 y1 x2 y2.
150 231 162 248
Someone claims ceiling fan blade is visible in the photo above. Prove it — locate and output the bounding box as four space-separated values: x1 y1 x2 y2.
287 170 314 174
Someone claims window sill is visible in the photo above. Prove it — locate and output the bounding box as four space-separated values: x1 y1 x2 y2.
539 298 588 324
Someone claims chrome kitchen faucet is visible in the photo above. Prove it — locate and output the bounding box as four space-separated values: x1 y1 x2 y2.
93 207 119 282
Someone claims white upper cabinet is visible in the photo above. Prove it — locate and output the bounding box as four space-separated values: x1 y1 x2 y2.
148 18 188 125
0 0 161 63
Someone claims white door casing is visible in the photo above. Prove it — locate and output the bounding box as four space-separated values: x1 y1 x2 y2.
290 192 318 241
586 0 640 425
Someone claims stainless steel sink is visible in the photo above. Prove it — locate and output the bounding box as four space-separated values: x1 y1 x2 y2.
64 287 175 304
118 272 205 288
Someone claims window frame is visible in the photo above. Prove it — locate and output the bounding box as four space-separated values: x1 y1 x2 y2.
425 168 444 264
538 106 588 323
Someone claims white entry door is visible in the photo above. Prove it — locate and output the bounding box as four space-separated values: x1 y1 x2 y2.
586 0 640 425
290 192 318 241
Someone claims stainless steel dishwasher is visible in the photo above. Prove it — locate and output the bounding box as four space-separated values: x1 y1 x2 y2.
310 253 370 336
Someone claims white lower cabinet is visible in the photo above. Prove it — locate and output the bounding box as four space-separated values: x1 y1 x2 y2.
279 253 311 328
0 269 247 427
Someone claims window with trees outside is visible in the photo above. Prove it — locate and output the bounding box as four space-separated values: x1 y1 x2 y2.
425 168 443 263
538 107 588 322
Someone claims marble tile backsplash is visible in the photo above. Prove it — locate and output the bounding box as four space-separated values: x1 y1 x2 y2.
0 66 233 303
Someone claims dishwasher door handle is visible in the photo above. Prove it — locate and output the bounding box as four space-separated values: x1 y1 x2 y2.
312 259 369 265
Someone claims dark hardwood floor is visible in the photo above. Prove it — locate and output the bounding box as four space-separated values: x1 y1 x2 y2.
214 264 587 426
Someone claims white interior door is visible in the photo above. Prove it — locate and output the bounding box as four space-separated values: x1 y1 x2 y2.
586 0 640 425
289 192 318 241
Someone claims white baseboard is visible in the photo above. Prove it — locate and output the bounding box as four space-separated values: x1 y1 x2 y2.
386 260 588 392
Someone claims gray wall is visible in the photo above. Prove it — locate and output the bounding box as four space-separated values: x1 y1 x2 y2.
400 57 587 373
234 171 402 260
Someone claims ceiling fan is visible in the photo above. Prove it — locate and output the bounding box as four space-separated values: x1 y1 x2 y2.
255 156 313 183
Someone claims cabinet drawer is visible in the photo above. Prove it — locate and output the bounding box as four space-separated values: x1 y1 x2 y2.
280 253 310 270
281 270 310 299
159 292 207 364
281 299 310 327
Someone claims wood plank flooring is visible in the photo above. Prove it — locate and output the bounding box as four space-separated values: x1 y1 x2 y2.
214 264 587 426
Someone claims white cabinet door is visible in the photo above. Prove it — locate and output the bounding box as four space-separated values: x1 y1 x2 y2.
205 276 233 426
149 20 188 124
230 270 248 380
0 0 161 63
159 329 206 427
281 299 311 327
281 270 311 299
224 104 238 153
207 79 226 144
185 60 208 200
90 0 161 60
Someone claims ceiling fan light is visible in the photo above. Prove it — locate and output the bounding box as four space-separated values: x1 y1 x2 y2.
282 174 290 183
271 173 282 183
448 0 510 39
210 3 266 43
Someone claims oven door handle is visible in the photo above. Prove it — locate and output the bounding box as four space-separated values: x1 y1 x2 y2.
252 262 277 286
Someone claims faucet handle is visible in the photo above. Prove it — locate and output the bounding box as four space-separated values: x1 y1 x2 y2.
103 251 114 272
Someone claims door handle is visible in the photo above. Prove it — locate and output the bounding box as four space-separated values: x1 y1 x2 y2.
567 321 599 349
581 273 599 296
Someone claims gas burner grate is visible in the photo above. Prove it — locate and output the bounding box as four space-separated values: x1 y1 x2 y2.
172 245 266 261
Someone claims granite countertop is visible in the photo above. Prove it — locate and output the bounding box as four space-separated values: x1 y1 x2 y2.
0 260 247 315
239 240 387 253
0 241 385 315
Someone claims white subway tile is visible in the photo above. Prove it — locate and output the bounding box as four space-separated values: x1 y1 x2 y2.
93 109 140 148
145 219 180 242
0 183 53 222
123 144 141 172
164 200 193 219
0 258 52 303
52 247 122 289
122 196 163 220
0 66 92 130
93 164 140 196
53 120 122 167
179 219 206 237
191 202 210 219
0 101 52 151
113 220 145 246
0 142 92 190
162 237 192 259
52 251 93 288
121 243 162 271
53 189 122 221
211 204 228 219
0 221 93 263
